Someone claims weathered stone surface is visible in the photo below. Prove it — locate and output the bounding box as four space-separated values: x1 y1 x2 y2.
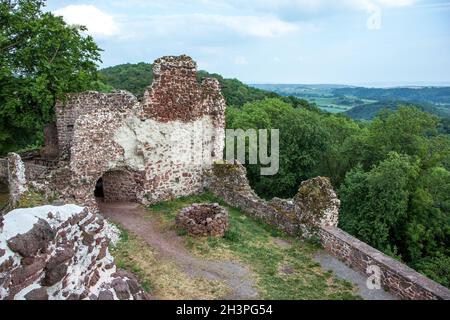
45 247 75 270
112 278 130 300
30 55 226 210
294 176 340 230
7 219 55 257
10 257 46 286
0 205 147 300
7 153 27 206
24 287 48 300
42 263 68 287
98 290 114 300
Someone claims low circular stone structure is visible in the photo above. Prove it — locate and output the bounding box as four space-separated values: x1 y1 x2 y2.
175 203 229 237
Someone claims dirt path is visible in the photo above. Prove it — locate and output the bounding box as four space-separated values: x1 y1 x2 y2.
314 252 398 300
99 201 259 300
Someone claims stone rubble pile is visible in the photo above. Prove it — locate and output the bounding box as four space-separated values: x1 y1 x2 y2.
176 203 229 237
0 205 148 300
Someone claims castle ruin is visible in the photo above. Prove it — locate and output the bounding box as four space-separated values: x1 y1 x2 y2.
1 55 225 209
0 55 449 300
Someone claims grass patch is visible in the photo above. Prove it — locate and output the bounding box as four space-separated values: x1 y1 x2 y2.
147 192 361 300
109 223 229 300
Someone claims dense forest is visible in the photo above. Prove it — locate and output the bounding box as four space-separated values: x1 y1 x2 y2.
1 0 449 289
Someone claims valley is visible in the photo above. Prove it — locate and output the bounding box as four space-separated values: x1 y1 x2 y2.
251 84 450 119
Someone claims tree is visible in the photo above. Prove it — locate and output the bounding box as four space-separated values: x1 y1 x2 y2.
362 107 440 169
0 0 102 155
226 98 328 198
339 153 420 256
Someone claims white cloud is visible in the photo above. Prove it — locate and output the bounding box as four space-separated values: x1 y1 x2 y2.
54 5 119 37
376 0 416 7
209 0 417 30
211 15 298 37
123 14 299 39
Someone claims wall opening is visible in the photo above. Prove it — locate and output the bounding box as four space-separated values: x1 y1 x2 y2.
94 178 104 199
0 181 9 210
95 170 137 203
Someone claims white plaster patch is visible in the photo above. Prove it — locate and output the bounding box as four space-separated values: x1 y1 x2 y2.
113 115 220 171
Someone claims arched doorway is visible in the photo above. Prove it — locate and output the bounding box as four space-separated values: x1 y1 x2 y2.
95 170 137 203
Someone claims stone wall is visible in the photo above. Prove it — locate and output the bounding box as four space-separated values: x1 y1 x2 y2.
319 227 450 300
102 170 138 203
206 161 338 237
7 153 28 207
0 204 148 300
207 161 450 300
55 91 138 157
48 55 225 209
24 162 51 182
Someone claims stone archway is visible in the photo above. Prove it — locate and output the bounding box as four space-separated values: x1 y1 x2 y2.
95 169 138 203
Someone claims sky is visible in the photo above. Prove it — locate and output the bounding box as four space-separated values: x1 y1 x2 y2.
45 0 450 85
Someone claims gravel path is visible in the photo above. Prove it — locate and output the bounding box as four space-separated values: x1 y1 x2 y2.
313 251 398 300
99 201 259 300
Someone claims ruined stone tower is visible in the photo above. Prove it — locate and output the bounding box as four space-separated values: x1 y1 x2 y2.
45 55 226 207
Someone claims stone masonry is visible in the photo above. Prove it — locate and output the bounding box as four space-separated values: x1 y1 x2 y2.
0 205 148 300
10 55 226 209
176 203 229 237
1 54 449 301
207 161 450 300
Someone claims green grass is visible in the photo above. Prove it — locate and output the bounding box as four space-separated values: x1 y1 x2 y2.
147 192 360 300
110 222 229 300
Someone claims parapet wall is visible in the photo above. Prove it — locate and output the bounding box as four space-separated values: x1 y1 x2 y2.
319 227 450 300
207 161 450 300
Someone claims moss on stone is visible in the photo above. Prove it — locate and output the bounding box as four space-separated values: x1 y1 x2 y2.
14 187 58 209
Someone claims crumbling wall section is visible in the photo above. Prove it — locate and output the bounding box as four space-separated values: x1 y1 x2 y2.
141 55 203 122
55 91 138 157
207 161 450 300
7 153 28 207
207 162 308 236
48 55 226 208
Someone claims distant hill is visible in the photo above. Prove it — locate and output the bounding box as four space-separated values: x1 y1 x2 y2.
334 86 450 105
249 84 450 119
99 63 316 110
345 100 450 120
99 62 153 97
